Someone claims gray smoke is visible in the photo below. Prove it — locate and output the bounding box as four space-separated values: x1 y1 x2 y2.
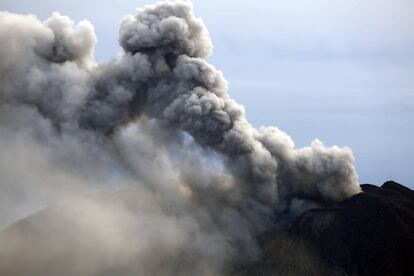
0 1 361 275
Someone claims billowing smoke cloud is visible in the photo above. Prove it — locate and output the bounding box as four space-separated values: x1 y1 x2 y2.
0 1 361 275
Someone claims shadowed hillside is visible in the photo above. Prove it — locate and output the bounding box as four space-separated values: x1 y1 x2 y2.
1 181 413 276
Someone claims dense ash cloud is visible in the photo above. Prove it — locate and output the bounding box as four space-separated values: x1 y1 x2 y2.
0 1 360 275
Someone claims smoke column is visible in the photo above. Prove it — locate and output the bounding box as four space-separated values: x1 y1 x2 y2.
0 1 361 275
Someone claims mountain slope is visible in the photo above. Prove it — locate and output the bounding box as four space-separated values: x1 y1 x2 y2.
1 181 413 276
245 181 414 275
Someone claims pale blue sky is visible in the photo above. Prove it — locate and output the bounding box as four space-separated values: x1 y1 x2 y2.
1 0 413 187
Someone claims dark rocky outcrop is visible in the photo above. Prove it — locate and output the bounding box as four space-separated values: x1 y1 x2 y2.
243 181 414 276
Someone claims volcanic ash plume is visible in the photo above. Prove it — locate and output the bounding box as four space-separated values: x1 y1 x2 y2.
0 1 361 275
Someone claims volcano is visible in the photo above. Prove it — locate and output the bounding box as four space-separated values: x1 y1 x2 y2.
0 1 413 275
243 181 414 275
1 181 413 276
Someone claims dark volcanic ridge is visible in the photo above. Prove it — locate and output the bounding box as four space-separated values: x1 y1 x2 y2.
244 181 414 276
1 181 413 276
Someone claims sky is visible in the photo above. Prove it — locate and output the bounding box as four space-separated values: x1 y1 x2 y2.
1 0 413 187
